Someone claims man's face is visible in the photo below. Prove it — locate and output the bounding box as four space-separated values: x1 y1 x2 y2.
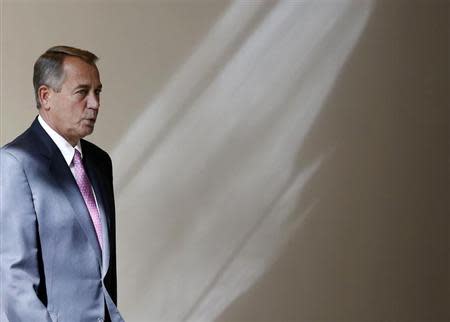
45 56 102 146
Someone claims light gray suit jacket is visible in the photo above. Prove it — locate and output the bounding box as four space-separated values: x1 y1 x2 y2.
0 119 124 322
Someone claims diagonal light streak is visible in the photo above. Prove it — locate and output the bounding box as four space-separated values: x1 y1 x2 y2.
111 1 275 194
113 1 373 321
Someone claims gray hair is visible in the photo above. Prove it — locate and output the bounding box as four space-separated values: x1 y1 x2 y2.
33 45 98 109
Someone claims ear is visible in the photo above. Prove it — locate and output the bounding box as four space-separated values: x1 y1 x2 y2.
38 85 52 110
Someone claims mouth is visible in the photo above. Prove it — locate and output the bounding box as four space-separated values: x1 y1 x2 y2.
84 118 97 126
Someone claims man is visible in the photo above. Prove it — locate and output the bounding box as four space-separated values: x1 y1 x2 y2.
0 46 124 322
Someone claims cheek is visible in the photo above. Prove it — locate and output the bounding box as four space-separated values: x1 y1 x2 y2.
51 100 68 120
69 102 85 117
57 105 79 125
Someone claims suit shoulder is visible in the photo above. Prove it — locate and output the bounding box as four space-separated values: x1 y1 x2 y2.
0 137 31 171
1 127 36 159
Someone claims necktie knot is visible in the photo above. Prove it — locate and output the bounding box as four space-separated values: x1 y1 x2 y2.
73 149 82 166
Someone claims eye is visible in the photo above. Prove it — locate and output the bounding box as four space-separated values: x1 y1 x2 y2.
76 89 88 96
95 89 102 96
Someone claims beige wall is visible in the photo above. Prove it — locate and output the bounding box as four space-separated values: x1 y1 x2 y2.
217 2 449 321
1 1 448 321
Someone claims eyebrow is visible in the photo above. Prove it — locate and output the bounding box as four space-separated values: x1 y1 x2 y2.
73 84 103 91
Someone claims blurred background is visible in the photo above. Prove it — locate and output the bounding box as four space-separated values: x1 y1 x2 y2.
1 0 448 321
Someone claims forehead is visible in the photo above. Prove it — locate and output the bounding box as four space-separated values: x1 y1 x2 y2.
62 56 100 85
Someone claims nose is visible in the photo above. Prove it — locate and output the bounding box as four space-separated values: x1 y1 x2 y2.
87 92 100 110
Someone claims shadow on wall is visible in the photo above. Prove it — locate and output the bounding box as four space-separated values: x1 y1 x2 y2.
216 1 449 321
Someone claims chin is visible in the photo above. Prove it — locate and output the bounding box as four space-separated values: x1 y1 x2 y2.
81 127 95 138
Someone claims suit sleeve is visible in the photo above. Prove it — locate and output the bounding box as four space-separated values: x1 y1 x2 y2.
0 150 53 322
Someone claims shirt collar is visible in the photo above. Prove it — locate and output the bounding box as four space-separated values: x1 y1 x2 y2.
38 115 83 166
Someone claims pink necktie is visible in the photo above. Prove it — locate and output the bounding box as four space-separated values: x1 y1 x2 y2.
72 149 103 249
